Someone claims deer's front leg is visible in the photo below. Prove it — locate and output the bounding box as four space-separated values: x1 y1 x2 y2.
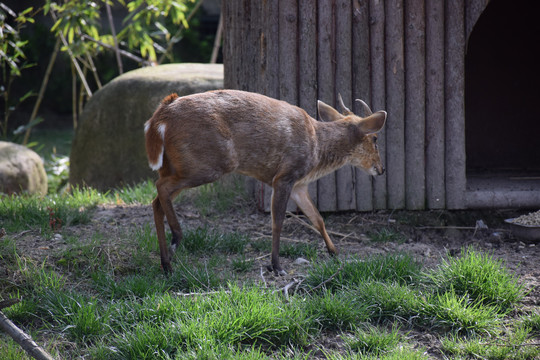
269 180 294 276
290 184 337 255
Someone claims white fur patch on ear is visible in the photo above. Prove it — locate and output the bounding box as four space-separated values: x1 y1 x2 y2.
144 121 151 134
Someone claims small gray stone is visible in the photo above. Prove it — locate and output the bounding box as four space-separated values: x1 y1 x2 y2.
293 257 310 265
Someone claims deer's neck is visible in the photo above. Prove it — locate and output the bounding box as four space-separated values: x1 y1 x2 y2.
301 121 354 182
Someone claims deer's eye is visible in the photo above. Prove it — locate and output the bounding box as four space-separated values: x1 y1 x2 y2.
372 136 378 143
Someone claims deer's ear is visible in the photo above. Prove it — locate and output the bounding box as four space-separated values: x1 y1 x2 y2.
317 100 344 122
358 111 387 134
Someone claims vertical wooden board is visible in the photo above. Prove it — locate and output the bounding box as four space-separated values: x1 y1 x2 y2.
258 0 279 212
279 2 298 104
404 0 426 209
385 0 406 209
369 0 387 209
425 0 446 209
248 0 261 92
298 0 319 205
353 0 374 211
263 0 280 99
335 0 356 211
279 1 299 212
317 0 337 212
445 0 466 209
222 0 237 89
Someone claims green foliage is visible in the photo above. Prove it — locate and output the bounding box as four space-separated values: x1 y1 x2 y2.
46 0 197 63
0 3 37 138
120 0 193 62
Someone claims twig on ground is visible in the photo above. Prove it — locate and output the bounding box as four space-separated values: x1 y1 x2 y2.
175 290 230 297
286 212 364 241
278 279 300 301
259 266 268 287
0 310 55 360
306 262 344 294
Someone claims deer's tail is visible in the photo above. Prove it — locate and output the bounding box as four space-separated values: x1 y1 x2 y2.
144 93 179 171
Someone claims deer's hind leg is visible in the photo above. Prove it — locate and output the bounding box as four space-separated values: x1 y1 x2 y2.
153 159 229 273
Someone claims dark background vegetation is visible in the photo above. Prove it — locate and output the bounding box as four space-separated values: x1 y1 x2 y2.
2 0 220 133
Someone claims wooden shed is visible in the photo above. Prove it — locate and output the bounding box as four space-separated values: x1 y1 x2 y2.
222 0 540 211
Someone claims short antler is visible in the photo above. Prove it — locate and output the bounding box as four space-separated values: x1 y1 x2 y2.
355 99 373 117
337 94 353 115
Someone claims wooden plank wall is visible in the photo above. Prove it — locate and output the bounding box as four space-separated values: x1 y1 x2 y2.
222 0 490 211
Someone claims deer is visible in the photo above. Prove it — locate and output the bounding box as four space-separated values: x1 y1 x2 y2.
144 89 387 275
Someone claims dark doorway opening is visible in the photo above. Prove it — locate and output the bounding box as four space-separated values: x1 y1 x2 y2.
466 0 540 183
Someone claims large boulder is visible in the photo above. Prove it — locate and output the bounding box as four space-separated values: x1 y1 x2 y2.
69 63 223 190
0 141 47 195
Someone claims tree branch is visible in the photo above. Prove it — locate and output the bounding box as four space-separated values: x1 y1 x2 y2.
0 310 56 360
80 34 152 66
105 1 123 74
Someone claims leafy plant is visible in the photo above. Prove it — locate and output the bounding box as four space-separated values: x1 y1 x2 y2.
0 4 37 139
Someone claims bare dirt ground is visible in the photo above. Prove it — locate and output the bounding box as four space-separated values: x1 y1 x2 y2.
79 202 540 303
11 200 540 358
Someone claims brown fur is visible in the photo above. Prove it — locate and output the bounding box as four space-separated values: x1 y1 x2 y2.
161 93 179 105
144 89 387 274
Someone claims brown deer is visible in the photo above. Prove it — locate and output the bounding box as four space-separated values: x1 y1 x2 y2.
144 90 386 275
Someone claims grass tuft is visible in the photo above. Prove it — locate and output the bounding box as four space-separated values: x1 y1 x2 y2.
424 288 502 336
304 289 370 331
428 247 525 311
305 253 422 291
345 324 403 356
441 324 540 360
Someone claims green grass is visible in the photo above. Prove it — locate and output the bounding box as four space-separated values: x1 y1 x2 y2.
0 187 104 233
304 253 423 291
0 181 536 359
191 174 250 216
428 247 526 311
441 324 540 360
345 325 404 356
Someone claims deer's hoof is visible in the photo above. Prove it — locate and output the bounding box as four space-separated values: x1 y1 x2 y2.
161 262 173 275
266 264 287 276
327 247 338 256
